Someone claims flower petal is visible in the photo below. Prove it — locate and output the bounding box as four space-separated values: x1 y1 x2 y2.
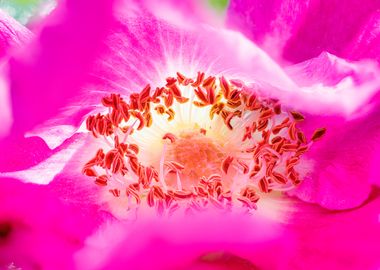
0 177 97 269
226 0 380 63
0 10 31 58
0 10 32 138
343 11 380 63
284 53 380 209
28 7 297 148
9 0 117 134
75 211 294 270
286 193 380 270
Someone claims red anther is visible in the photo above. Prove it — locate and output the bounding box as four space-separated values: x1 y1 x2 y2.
311 128 326 141
229 89 241 101
271 136 282 144
242 126 252 142
111 153 125 174
193 186 208 197
249 164 261 178
274 103 281 114
128 144 139 154
176 72 186 84
225 111 241 130
130 111 145 130
95 175 108 186
165 108 175 121
193 101 207 107
257 119 269 131
288 122 297 141
202 76 216 89
153 185 166 199
208 174 222 182
219 76 231 98
168 84 182 98
272 171 287 184
191 72 205 87
237 160 249 174
259 108 273 120
209 103 223 120
200 128 207 135
206 86 216 104
152 87 164 100
129 156 139 173
119 101 130 122
129 93 140 110
164 91 174 108
172 190 193 199
144 112 153 128
162 132 177 143
258 177 269 193
139 84 151 103
126 185 141 204
174 95 190 104
104 149 117 170
221 156 234 174
109 109 122 126
82 166 97 177
194 87 208 103
154 105 165 114
109 189 121 197
286 156 300 168
282 143 298 152
230 79 243 88
265 162 275 176
290 111 305 121
165 77 177 87
147 188 155 207
297 131 307 144
226 99 242 108
296 145 309 156
240 186 260 203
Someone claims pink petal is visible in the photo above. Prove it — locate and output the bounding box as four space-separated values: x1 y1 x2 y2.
226 0 380 63
9 0 117 134
287 193 380 270
29 8 296 148
343 11 380 63
285 53 380 209
0 133 87 184
0 10 31 58
0 178 97 269
75 211 294 270
0 11 31 138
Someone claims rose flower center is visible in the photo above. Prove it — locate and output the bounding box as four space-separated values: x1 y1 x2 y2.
82 72 326 217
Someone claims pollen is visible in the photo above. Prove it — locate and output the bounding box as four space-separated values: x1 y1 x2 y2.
83 71 326 217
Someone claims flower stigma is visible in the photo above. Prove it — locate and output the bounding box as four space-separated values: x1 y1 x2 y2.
83 72 326 217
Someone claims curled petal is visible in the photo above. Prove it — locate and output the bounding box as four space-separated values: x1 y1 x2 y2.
9 0 117 134
75 211 294 270
226 0 380 63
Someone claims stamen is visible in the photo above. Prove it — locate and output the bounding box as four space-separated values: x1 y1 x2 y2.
82 71 326 216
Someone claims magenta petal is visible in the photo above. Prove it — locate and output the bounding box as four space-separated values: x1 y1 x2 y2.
0 10 31 59
29 9 297 148
287 194 380 270
9 0 117 134
0 11 31 138
343 11 380 63
76 212 294 270
0 178 96 269
284 53 380 209
226 0 380 63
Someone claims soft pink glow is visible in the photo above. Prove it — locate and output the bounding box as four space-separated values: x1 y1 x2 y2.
1 0 380 269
